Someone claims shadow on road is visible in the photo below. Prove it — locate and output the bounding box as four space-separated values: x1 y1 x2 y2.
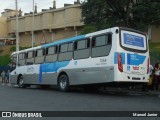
5 84 159 98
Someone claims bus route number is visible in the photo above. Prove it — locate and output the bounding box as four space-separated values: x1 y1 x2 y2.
100 58 107 63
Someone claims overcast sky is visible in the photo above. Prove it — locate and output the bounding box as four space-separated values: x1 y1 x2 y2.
0 0 82 15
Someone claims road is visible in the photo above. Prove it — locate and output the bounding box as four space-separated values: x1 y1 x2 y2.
0 84 160 120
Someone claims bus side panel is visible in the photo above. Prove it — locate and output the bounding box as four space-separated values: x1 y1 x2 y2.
64 66 114 85
10 74 18 84
40 73 57 85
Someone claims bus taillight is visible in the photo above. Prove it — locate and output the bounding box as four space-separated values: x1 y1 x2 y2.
147 58 149 74
118 53 123 72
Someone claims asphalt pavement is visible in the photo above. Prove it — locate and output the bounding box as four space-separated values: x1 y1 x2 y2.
0 78 160 120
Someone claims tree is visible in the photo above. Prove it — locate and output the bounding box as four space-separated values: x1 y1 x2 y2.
81 0 160 33
132 0 160 31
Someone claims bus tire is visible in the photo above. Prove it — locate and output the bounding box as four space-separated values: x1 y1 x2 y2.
18 76 26 88
58 74 69 92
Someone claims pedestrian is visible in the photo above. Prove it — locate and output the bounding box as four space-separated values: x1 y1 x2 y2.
152 63 160 91
5 70 10 84
147 64 154 90
1 70 5 85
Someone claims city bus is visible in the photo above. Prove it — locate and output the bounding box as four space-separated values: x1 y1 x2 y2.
10 27 149 91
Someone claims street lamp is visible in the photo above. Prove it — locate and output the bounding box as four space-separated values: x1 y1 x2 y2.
15 0 19 51
32 0 35 47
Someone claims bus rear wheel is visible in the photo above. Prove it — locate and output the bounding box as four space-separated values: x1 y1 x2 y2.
18 76 26 88
58 74 69 92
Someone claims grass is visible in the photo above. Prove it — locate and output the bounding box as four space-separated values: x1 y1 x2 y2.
0 55 10 66
149 42 160 52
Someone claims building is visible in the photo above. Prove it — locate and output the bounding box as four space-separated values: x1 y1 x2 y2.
0 0 160 48
6 1 83 47
0 15 16 46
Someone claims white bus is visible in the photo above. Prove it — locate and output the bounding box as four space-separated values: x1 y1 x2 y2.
10 27 149 91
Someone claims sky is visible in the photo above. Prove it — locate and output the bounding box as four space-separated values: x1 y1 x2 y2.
0 0 82 15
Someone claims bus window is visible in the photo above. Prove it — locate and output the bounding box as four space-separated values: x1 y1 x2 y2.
73 39 90 60
77 40 86 49
120 30 147 53
18 53 26 66
11 54 17 68
26 51 35 65
58 43 73 61
68 43 73 51
46 46 58 63
35 49 45 64
91 34 112 57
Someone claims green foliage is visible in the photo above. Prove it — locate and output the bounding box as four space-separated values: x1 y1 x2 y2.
10 46 30 52
81 0 111 31
149 42 160 52
81 25 97 34
10 46 16 52
81 0 160 32
132 1 160 31
0 55 10 66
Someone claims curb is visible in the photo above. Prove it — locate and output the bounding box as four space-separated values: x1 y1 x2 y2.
103 89 160 97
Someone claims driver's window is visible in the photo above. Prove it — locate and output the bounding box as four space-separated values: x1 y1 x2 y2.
11 54 17 69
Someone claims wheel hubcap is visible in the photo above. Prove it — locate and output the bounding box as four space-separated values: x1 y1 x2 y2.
19 78 23 87
60 79 66 89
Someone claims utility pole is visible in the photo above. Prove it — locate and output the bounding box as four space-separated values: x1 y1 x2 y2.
15 0 19 51
32 0 35 47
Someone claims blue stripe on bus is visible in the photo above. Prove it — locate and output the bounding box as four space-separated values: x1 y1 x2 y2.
127 53 146 65
41 35 86 48
38 61 70 83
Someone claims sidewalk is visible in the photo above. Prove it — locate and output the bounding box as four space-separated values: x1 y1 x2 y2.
0 77 11 85
103 87 160 97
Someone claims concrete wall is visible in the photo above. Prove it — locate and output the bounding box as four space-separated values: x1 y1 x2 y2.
7 5 83 33
6 4 84 47
1 10 16 17
150 25 160 42
19 27 83 47
0 17 7 37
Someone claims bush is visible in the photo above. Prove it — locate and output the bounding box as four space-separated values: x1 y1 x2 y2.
0 55 10 66
10 46 30 52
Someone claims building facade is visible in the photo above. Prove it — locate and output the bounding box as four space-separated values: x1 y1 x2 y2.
7 3 83 47
0 15 16 46
0 1 160 48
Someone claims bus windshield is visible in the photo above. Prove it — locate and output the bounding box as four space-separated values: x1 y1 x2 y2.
120 29 147 53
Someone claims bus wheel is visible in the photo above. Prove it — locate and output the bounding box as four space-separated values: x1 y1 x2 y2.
58 74 69 92
18 76 26 88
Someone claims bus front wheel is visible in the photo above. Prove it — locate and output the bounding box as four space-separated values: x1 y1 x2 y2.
58 74 69 92
18 76 26 88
